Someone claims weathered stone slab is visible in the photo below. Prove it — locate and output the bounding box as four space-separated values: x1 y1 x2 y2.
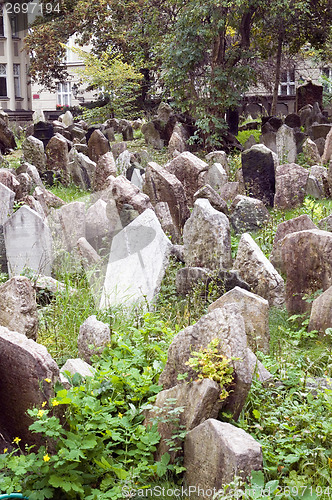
184 419 263 497
183 198 232 270
274 163 309 209
93 152 116 191
109 175 153 214
4 206 53 277
308 286 332 335
279 229 332 314
45 133 70 184
276 124 297 164
270 214 317 272
0 276 38 339
159 304 253 420
318 214 332 232
144 161 190 237
322 127 332 164
60 358 96 389
146 379 222 462
206 162 228 192
56 201 86 252
0 326 59 447
234 233 285 308
0 182 14 224
241 144 276 206
78 315 110 363
88 129 110 163
230 195 270 234
193 184 228 215
205 151 229 174
100 209 172 309
302 137 322 166
209 286 269 354
166 152 208 206
22 135 46 172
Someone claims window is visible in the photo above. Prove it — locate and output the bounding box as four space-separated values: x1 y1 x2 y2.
279 69 295 96
57 82 71 106
0 64 7 97
0 6 4 37
11 16 18 37
13 64 20 97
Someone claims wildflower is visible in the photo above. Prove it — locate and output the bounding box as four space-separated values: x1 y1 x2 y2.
52 399 59 406
42 401 47 407
118 412 123 419
43 454 50 462
44 378 51 383
12 437 21 445
3 448 8 453
37 410 45 418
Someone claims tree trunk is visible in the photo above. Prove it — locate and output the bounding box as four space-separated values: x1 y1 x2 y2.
271 32 283 116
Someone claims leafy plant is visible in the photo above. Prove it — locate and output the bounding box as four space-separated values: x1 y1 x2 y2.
186 338 235 401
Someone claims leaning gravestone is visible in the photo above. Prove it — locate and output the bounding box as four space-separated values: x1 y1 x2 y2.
100 209 172 309
241 144 276 207
3 205 53 277
22 135 46 173
296 81 323 111
0 182 14 224
0 326 59 448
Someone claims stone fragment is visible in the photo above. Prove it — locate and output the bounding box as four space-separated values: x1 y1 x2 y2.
61 110 74 127
22 135 46 172
318 214 332 232
260 131 277 154
116 150 132 176
86 198 113 247
17 162 44 188
0 276 38 339
306 175 324 199
141 122 164 149
131 169 144 190
75 237 101 267
0 326 59 447
274 163 309 209
209 286 270 354
176 267 250 296
193 184 228 214
184 419 263 498
276 124 297 164
100 209 172 309
241 144 276 206
159 304 253 420
56 201 86 251
183 198 232 270
154 202 178 242
68 150 96 189
4 206 53 277
206 163 228 192
109 175 153 214
0 182 14 224
310 165 330 197
60 358 96 389
147 380 222 462
285 113 301 128
78 315 110 363
93 152 117 191
87 129 110 163
279 229 332 313
234 233 285 308
302 137 322 166
144 161 190 236
230 195 270 234
166 152 208 206
0 168 19 192
308 286 332 335
111 142 127 159
15 172 32 200
270 214 317 272
220 181 242 202
205 151 229 174
322 127 332 164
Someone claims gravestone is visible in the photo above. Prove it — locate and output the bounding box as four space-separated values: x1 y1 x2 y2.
88 129 110 163
3 206 53 277
100 209 172 309
33 121 54 149
276 125 297 164
0 182 14 225
241 144 276 206
45 133 70 185
22 135 46 172
296 82 323 111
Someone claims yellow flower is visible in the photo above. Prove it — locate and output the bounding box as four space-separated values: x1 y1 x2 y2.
118 412 123 419
52 400 59 406
12 437 21 444
3 448 8 453
329 457 332 469
37 410 45 418
42 401 47 407
44 378 51 383
43 454 50 462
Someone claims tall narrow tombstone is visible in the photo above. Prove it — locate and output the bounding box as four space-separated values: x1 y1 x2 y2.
3 206 53 277
0 182 15 224
276 125 297 164
100 209 172 309
241 144 276 206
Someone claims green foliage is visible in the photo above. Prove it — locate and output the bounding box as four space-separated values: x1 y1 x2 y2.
0 319 179 499
236 129 261 146
65 46 142 122
186 338 235 401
